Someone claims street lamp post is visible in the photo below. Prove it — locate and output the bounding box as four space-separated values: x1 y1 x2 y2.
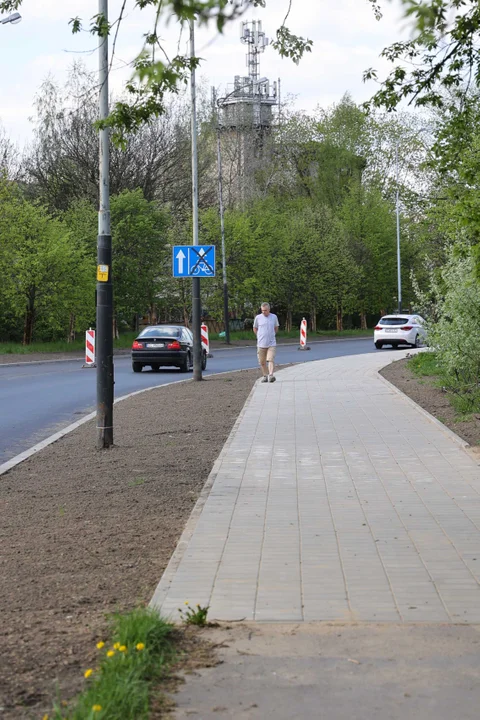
394 127 429 314
96 0 114 448
215 118 230 344
190 19 202 381
0 12 21 24
395 143 402 313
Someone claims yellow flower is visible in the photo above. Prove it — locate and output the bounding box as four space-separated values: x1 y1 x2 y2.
113 642 121 650
136 642 145 651
106 650 115 658
84 668 93 679
42 715 49 720
119 645 127 653
96 641 105 650
184 601 189 605
92 705 102 713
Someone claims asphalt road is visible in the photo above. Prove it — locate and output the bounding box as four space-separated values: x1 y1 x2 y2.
0 338 377 464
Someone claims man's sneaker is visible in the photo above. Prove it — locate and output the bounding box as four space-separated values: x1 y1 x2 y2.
261 375 269 383
268 375 276 383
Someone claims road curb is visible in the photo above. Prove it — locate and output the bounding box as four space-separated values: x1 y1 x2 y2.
0 368 260 477
0 350 131 368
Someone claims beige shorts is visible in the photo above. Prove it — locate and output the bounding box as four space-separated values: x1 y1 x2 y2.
257 346 276 363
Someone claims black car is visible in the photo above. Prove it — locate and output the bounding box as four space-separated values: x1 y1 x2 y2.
131 325 207 373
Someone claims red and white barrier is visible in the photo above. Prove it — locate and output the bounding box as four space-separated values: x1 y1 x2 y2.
299 317 307 349
201 323 212 357
83 328 96 368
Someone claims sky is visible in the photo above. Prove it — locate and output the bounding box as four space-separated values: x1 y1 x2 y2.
0 0 409 147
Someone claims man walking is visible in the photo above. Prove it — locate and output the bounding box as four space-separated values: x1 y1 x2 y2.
253 302 279 383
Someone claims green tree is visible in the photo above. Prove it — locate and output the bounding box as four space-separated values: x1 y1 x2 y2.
0 179 93 343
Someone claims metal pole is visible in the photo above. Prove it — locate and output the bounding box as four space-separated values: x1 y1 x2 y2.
395 143 402 313
216 125 230 344
190 20 202 380
96 0 114 448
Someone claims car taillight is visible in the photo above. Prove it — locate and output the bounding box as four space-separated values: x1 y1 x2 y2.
132 340 144 349
374 326 382 331
167 340 181 350
401 326 413 331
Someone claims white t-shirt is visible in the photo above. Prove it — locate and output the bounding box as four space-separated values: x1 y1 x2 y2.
254 312 279 348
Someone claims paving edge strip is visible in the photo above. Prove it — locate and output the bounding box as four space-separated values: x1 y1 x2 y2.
149 379 261 616
375 360 470 450
0 369 255 477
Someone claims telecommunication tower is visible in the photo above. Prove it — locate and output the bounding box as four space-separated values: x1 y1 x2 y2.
220 19 277 130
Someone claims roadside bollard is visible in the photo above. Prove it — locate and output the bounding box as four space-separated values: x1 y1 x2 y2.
201 323 213 358
83 328 96 368
298 317 310 351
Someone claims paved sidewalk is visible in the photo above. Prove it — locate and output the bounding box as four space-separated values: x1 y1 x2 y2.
151 350 480 624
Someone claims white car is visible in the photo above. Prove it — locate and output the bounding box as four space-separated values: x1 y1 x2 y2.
374 314 426 350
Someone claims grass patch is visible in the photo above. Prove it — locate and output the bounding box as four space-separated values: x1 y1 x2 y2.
210 328 372 342
408 351 441 378
0 333 138 356
0 339 85 355
50 608 176 720
409 351 480 417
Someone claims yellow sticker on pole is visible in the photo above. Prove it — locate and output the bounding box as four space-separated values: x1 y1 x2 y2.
97 264 109 282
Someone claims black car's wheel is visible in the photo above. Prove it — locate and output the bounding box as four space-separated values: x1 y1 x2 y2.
180 351 190 373
413 334 421 348
151 364 160 372
201 351 207 370
132 362 142 373
375 341 383 349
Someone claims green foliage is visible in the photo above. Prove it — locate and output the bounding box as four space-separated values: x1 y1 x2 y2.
272 25 313 64
50 608 175 720
426 247 480 410
110 189 169 325
0 90 432 342
408 351 441 377
366 1 480 112
178 602 210 626
0 179 94 343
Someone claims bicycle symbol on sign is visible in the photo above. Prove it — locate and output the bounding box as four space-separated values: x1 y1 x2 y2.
190 247 214 277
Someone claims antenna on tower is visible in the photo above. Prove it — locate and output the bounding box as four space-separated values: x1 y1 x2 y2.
240 20 269 84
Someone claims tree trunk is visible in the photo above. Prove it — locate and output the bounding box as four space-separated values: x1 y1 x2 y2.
23 288 36 345
310 303 317 332
68 313 76 342
183 305 190 329
336 303 343 332
113 315 119 340
285 309 292 332
360 311 367 330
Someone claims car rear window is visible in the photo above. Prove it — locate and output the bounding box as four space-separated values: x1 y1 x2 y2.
139 327 181 338
379 318 410 326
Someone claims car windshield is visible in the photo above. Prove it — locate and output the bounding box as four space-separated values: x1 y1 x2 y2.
379 317 410 326
138 327 181 338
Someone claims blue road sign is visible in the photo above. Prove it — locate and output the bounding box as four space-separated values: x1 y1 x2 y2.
172 245 216 278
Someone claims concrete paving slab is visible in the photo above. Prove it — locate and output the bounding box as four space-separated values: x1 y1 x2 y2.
172 623 480 720
151 350 480 624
